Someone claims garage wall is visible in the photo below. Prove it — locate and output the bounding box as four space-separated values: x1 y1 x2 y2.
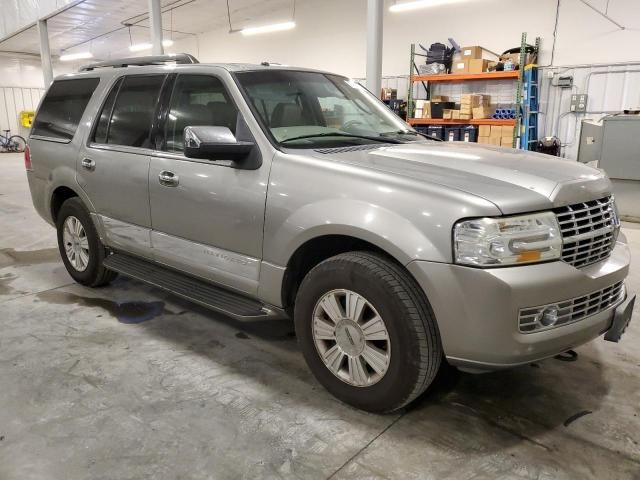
174 0 640 78
0 54 72 138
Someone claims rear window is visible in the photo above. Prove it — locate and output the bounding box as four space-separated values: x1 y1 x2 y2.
32 78 100 140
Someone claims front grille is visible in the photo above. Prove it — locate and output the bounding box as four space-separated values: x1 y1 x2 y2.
519 281 625 332
553 196 618 268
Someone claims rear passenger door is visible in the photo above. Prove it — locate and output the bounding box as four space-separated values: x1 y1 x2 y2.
78 74 167 259
148 73 269 296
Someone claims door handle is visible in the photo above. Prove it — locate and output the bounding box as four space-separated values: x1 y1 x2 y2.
81 158 95 170
158 170 179 187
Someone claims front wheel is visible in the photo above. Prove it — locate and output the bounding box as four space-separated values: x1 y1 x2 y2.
294 251 442 413
8 135 26 153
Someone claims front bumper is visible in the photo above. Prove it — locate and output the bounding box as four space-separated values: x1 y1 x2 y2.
407 237 632 372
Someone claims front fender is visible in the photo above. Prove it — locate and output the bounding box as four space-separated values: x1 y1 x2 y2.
264 198 446 267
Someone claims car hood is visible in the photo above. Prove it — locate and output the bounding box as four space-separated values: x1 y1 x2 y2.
311 142 612 214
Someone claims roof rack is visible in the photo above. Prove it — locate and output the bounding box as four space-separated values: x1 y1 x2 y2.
79 53 199 72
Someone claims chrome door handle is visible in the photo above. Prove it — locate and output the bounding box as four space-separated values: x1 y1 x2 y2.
158 170 179 187
81 158 95 170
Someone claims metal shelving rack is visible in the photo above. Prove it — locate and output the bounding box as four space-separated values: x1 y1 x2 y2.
515 36 541 149
406 34 540 149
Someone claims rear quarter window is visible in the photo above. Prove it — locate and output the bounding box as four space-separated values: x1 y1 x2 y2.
32 78 100 141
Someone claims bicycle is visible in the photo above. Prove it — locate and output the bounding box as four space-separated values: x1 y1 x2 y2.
0 129 26 153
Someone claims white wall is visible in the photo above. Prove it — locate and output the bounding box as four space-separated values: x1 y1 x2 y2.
174 0 640 78
0 53 75 137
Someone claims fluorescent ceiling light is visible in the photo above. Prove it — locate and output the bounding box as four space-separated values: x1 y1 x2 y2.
389 0 466 12
240 21 295 36
59 51 93 62
129 39 174 52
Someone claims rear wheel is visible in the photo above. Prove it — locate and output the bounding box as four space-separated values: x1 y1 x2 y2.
56 197 117 287
294 251 442 413
8 135 26 153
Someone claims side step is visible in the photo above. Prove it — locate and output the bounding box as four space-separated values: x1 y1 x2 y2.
103 253 284 321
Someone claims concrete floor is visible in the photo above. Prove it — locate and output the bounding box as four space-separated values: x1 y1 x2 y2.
1 152 639 480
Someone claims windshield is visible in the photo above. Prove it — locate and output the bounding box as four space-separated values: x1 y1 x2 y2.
235 70 424 148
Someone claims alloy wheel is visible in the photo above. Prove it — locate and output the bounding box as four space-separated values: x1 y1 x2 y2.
312 289 391 387
62 215 90 272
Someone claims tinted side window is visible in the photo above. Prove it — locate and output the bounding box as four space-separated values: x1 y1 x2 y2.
164 75 238 152
107 75 165 148
92 77 123 144
32 78 99 140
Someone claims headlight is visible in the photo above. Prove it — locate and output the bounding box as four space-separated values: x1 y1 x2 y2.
454 212 562 266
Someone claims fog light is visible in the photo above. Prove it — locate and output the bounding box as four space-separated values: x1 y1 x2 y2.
537 306 559 327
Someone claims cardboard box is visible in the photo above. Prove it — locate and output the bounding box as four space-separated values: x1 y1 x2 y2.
459 113 472 120
461 46 483 59
460 106 472 115
468 59 489 74
500 52 535 66
489 136 501 145
472 106 492 119
478 125 491 137
431 95 449 102
490 125 503 138
443 109 455 120
501 125 515 137
460 94 491 108
451 110 460 120
501 137 514 147
422 101 431 119
381 88 396 101
414 108 422 118
451 59 469 74
478 136 490 144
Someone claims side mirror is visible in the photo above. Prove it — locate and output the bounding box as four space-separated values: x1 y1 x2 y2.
183 126 254 161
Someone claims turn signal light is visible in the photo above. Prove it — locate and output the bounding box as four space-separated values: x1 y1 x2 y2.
517 250 542 262
24 145 32 171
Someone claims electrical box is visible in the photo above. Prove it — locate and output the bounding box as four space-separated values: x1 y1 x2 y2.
557 76 573 88
19 111 34 128
570 94 588 113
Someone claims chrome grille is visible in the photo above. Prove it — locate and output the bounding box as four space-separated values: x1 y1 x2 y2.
553 196 618 268
519 282 625 333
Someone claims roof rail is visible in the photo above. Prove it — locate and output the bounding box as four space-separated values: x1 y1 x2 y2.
79 53 199 72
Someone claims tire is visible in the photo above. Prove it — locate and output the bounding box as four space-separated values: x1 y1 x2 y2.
294 251 442 413
56 197 117 287
8 135 26 153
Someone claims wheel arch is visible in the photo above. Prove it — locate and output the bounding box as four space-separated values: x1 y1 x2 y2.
50 185 80 223
280 230 420 310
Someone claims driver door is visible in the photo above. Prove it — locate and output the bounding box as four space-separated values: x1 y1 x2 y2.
149 73 269 295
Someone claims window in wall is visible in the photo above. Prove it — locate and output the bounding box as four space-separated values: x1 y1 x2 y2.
106 75 165 148
163 75 238 152
32 78 100 140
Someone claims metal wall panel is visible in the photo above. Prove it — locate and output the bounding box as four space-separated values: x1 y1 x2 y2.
0 86 44 139
539 63 640 160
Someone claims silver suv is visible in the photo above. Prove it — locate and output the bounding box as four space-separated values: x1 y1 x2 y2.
26 54 635 412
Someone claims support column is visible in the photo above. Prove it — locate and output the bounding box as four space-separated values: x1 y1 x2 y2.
37 19 53 87
366 0 383 97
148 0 164 55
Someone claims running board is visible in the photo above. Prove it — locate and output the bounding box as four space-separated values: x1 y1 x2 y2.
103 253 284 321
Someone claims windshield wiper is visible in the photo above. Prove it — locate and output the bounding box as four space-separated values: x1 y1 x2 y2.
381 129 443 142
281 132 402 144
